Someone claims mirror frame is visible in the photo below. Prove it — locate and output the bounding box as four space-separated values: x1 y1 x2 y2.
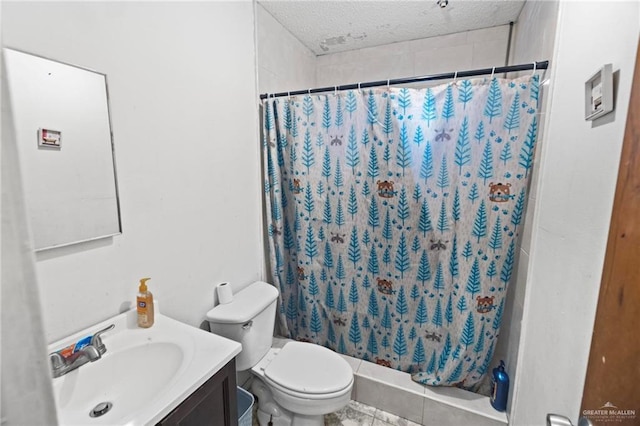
4 47 122 251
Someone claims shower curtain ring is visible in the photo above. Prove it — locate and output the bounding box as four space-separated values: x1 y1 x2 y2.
358 82 362 93
453 71 458 85
308 88 311 95
490 67 496 80
531 61 537 77
335 86 338 96
387 79 390 89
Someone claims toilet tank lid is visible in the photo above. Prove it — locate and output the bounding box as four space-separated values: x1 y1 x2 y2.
206 281 279 324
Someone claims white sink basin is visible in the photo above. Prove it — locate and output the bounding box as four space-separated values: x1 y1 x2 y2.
49 308 241 425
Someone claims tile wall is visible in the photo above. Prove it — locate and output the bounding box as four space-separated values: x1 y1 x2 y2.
256 3 316 95
315 25 510 87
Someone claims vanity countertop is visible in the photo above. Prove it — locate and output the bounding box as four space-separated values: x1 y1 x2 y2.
49 308 241 425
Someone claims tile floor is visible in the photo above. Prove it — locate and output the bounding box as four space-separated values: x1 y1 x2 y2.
251 399 420 426
324 400 421 426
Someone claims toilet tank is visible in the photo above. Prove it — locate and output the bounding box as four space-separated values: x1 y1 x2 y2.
206 281 279 371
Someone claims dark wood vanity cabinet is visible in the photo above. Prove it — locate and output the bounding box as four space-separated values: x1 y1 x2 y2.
157 358 238 426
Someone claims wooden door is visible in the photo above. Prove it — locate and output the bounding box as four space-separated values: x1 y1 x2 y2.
580 39 640 426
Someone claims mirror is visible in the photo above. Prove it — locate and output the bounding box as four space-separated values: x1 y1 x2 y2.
4 48 121 250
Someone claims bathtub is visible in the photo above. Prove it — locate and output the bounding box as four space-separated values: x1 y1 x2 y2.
272 337 507 426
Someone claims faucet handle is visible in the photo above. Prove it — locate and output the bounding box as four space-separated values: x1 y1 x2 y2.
49 351 65 370
91 324 115 354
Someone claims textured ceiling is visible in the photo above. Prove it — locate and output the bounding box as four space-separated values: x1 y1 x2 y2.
258 0 526 55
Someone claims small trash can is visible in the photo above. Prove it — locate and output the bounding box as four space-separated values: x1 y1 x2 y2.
237 387 254 426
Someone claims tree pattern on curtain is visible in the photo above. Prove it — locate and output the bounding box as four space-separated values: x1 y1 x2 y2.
262 75 539 389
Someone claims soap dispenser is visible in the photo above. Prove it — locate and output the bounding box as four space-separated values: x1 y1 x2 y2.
137 277 154 328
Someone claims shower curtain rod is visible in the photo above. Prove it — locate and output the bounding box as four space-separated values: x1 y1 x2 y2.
259 60 549 100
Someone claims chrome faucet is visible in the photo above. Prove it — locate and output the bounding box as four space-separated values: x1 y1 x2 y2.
49 324 114 378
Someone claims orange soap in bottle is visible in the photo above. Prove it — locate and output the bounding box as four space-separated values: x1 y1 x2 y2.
137 277 154 328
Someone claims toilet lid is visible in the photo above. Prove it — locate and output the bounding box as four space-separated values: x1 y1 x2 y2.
264 342 353 394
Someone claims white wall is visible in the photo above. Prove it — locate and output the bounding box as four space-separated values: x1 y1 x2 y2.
315 25 510 87
512 2 639 425
2 48 58 425
256 3 316 95
491 0 560 411
2 1 263 342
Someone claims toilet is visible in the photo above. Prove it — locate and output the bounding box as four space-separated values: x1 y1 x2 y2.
206 281 353 426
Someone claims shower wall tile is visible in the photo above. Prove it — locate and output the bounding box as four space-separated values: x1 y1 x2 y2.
358 53 415 82
355 376 424 424
513 250 529 311
316 54 413 87
421 398 506 426
315 48 356 67
357 360 426 395
471 39 509 69
501 3 560 418
348 356 507 426
415 30 469 50
486 246 527 407
414 45 474 76
341 353 363 373
509 0 558 75
400 32 469 62
520 199 535 255
486 259 522 398
528 130 545 202
421 384 506 423
467 25 510 43
356 42 411 62
492 272 521 354
504 299 524 374
316 25 510 88
258 68 277 95
316 65 366 89
256 4 316 94
316 63 358 87
528 159 542 202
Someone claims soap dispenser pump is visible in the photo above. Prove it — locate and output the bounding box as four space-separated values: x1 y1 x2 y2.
137 277 154 328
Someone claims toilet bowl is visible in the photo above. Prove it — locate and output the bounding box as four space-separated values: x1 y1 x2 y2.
206 281 354 426
251 343 353 425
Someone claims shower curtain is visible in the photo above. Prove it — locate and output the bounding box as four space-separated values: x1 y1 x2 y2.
262 75 539 388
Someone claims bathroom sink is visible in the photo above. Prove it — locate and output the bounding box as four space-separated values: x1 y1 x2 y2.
49 307 241 425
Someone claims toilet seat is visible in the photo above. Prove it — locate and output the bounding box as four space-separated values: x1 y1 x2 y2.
260 342 353 398
251 341 355 421
263 375 352 401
